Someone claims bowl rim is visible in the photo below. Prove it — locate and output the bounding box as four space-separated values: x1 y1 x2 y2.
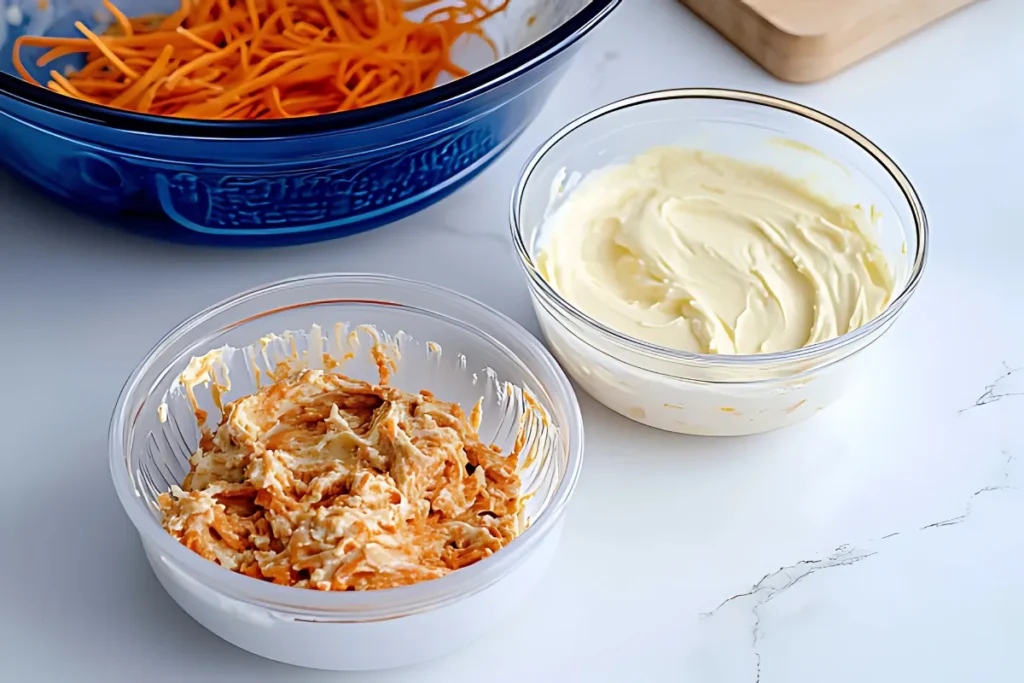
108 272 584 620
0 0 620 138
510 87 929 368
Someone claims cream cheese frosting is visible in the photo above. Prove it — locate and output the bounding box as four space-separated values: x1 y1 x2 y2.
537 147 895 355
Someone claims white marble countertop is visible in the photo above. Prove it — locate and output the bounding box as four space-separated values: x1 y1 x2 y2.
1 0 1022 681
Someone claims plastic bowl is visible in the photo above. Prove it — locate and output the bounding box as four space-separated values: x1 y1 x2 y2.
108 273 584 670
511 89 928 436
0 0 619 245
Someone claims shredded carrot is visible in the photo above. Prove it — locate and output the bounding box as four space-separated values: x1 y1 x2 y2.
73 20 141 79
12 0 510 119
104 0 135 37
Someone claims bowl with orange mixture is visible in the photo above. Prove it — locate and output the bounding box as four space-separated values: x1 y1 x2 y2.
0 0 619 245
109 273 583 670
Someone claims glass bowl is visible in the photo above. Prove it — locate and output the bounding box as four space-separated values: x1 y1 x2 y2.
0 0 619 245
108 273 583 670
511 89 928 436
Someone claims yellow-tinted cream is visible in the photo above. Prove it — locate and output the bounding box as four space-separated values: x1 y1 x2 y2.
537 147 895 355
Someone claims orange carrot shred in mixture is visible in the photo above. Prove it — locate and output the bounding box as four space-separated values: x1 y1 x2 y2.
13 0 510 119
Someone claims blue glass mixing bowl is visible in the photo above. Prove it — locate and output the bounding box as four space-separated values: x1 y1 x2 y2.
0 0 618 245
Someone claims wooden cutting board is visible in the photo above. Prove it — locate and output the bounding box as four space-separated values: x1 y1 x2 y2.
680 0 981 82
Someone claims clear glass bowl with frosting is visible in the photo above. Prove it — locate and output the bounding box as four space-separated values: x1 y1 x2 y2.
108 273 583 670
511 89 928 436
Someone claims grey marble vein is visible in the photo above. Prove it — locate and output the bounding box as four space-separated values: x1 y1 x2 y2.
705 545 879 683
919 450 1016 530
704 448 1018 682
430 221 510 247
961 362 1023 413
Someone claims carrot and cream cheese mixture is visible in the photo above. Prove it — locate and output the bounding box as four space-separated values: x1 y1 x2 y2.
157 332 524 591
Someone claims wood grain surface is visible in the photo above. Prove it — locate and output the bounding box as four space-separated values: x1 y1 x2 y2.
680 0 982 82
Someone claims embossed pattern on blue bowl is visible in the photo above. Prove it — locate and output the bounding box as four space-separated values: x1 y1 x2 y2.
0 0 619 245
